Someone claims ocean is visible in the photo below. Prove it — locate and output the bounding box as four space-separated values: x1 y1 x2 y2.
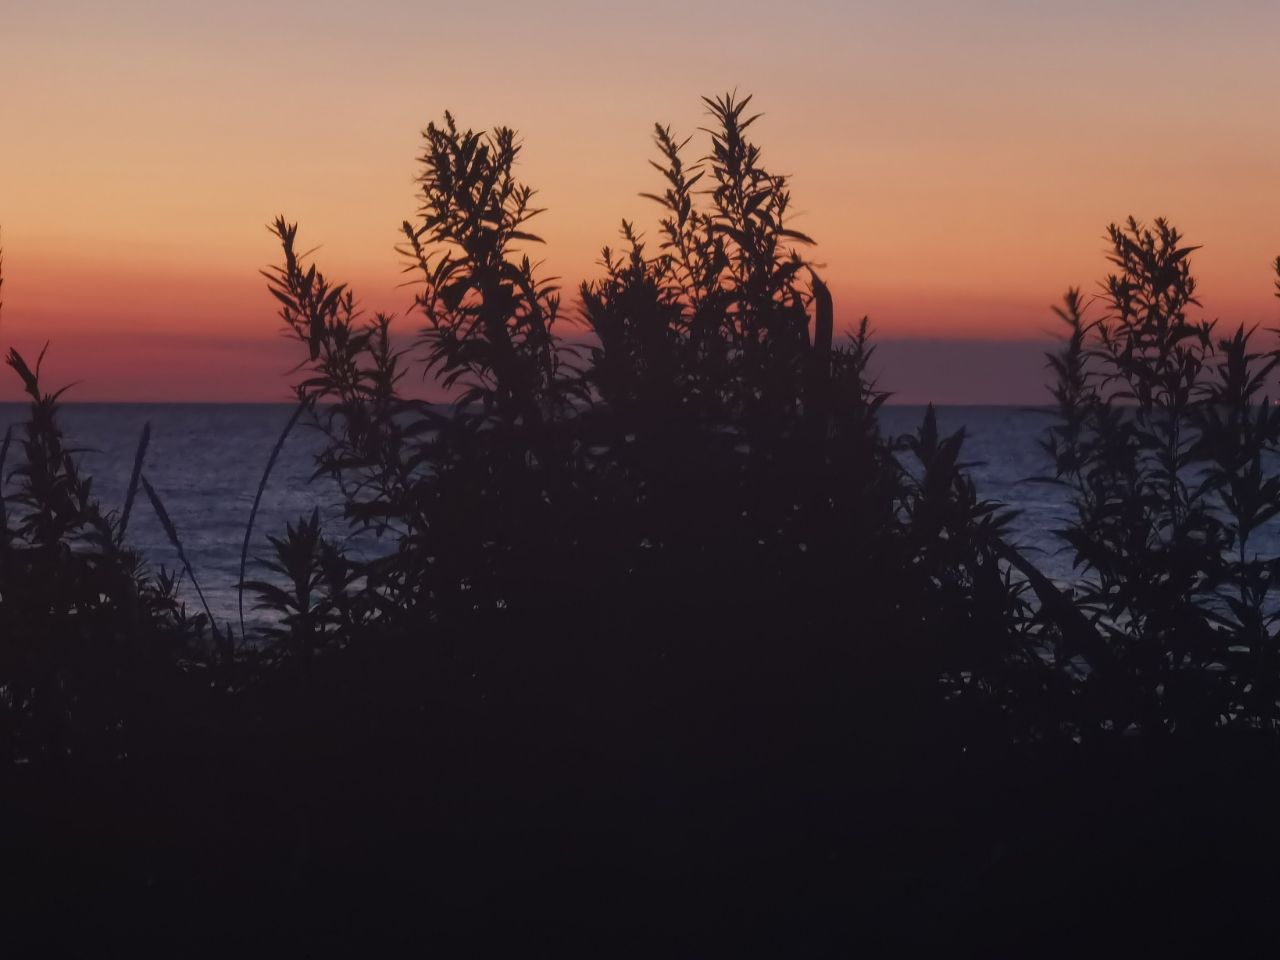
0 403 1081 624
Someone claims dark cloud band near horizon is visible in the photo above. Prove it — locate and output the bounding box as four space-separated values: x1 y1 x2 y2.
0 330 1061 406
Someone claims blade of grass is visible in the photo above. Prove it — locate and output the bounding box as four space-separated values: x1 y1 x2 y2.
239 402 305 640
141 472 219 636
118 421 151 544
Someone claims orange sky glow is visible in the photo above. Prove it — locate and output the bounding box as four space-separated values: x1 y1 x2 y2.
2 0 1278 402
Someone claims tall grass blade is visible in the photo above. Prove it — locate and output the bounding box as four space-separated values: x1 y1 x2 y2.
140 472 218 635
238 402 305 640
118 421 151 543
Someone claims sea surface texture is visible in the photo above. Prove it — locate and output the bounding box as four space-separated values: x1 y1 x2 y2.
0 403 1211 624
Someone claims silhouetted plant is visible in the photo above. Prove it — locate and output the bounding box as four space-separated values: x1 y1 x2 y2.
398 113 574 425
242 508 362 656
0 345 213 763
245 93 1034 767
1037 219 1280 737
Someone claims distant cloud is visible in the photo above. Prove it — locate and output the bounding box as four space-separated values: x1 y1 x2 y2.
871 339 1054 406
0 328 1059 405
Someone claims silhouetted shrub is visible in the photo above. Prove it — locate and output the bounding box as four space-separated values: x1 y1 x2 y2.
248 95 1031 754
1036 219 1280 737
0 346 214 764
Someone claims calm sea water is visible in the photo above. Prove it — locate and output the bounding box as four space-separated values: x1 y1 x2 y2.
0 404 1084 622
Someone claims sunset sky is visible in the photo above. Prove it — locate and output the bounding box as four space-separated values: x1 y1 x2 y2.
2 0 1278 402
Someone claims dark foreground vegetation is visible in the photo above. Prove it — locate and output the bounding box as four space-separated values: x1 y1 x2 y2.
5 96 1280 951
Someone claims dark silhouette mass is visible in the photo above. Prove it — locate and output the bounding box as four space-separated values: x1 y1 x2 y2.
4 95 1280 952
